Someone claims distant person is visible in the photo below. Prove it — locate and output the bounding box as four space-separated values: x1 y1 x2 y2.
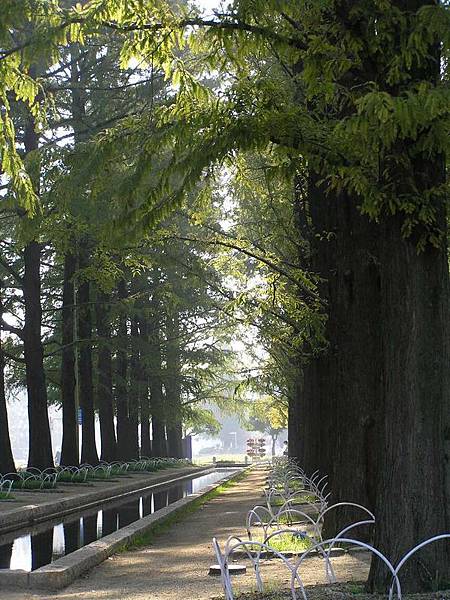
55 450 61 465
282 441 289 456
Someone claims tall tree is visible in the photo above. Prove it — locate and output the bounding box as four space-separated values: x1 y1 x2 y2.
76 244 99 465
115 277 131 460
23 78 53 470
165 304 183 459
95 289 117 462
148 272 167 458
60 249 78 466
0 280 16 475
368 0 450 588
129 309 141 461
64 1 449 589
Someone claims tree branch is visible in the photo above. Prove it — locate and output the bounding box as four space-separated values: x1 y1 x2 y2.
0 15 306 63
0 255 23 285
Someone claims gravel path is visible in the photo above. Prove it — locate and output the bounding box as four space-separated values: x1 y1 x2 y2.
1 468 370 600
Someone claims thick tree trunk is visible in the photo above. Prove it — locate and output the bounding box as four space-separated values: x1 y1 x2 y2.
294 176 336 479
149 280 167 458
24 240 54 470
287 374 301 460
325 190 381 538
367 215 450 591
77 248 99 465
23 108 53 471
129 315 141 460
166 425 182 459
165 310 183 459
292 175 333 477
150 359 167 459
115 278 131 461
297 175 381 540
367 2 450 588
60 251 78 466
0 283 16 475
95 290 117 462
139 317 152 457
141 404 152 457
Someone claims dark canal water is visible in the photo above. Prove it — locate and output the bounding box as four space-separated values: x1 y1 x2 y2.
0 469 235 571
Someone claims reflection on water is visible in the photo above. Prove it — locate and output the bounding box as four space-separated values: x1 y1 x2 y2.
153 490 168 511
168 484 184 504
64 520 79 556
31 530 53 571
102 508 118 537
0 469 234 572
0 542 12 569
119 499 140 528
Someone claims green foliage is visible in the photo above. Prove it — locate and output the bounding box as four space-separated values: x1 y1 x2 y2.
183 406 221 437
1 0 449 471
59 0 449 248
245 397 288 437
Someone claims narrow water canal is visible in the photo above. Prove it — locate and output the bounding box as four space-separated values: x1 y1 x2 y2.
0 469 235 572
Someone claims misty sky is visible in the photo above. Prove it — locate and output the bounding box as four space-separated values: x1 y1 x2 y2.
196 0 222 15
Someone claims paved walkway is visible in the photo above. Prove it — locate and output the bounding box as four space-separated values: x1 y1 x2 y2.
1 468 370 600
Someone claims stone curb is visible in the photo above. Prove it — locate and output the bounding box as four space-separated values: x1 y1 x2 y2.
0 468 247 591
0 466 208 535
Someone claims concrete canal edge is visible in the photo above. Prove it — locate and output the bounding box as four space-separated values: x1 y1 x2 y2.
0 468 249 591
0 466 209 535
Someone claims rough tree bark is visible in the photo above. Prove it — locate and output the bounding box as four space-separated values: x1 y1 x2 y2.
76 247 99 465
367 1 450 582
365 0 450 589
287 370 302 460
95 290 117 462
292 174 382 543
22 102 54 471
292 35 382 539
60 251 78 466
367 214 450 591
115 278 131 461
139 315 152 457
148 275 167 458
129 314 141 460
23 240 54 470
165 308 183 459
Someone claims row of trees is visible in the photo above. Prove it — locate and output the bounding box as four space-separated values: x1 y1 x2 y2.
0 0 449 592
0 14 234 472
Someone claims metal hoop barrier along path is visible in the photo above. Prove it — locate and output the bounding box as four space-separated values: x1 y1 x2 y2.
212 458 449 600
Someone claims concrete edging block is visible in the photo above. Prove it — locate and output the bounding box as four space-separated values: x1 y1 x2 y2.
0 466 209 535
0 569 30 590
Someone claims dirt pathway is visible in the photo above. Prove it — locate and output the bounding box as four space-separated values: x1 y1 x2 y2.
1 468 369 600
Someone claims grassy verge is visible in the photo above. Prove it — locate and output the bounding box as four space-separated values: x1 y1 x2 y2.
0 492 14 500
124 469 250 551
193 454 247 465
11 480 55 490
269 495 317 506
249 533 312 554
